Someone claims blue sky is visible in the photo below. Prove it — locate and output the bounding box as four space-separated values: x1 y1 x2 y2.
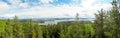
0 0 113 19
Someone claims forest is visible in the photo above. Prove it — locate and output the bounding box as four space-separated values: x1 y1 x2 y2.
0 0 120 38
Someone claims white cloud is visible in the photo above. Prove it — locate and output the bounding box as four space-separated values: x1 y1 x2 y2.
81 0 97 8
7 5 93 18
0 0 112 19
0 2 11 14
80 0 112 18
9 0 22 5
40 0 55 3
19 3 29 8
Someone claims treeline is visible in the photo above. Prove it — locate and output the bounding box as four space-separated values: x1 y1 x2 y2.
0 0 120 38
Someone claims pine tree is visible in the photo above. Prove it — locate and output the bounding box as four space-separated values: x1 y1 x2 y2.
37 26 43 38
94 9 105 38
13 15 24 38
5 19 13 38
76 13 79 21
75 13 80 24
109 0 120 38
0 20 6 38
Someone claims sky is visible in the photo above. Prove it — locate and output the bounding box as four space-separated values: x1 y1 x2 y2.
0 0 113 19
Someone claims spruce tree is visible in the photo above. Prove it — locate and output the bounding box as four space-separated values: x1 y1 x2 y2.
5 19 13 38
94 9 105 38
13 16 24 38
0 20 6 38
109 0 120 38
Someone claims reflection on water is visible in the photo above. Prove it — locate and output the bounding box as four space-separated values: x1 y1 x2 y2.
38 18 94 25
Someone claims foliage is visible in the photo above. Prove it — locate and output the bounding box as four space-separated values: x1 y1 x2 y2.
0 0 120 38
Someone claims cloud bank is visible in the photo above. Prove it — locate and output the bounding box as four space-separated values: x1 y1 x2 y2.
0 0 112 19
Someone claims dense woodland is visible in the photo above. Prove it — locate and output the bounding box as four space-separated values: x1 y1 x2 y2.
0 0 120 38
